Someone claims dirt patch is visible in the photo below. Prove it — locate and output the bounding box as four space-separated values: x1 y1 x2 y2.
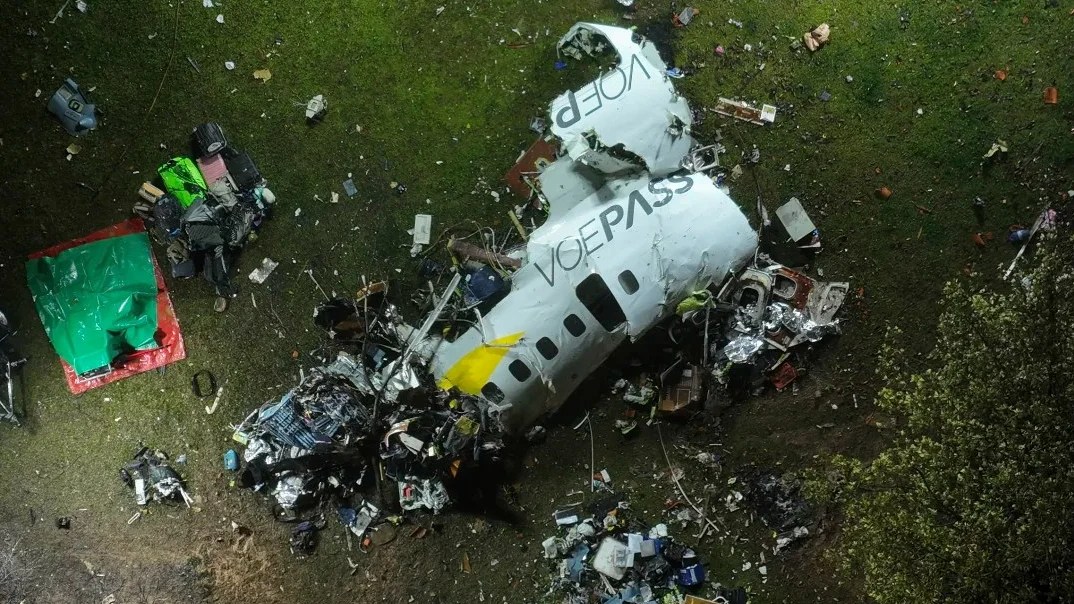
0 520 207 604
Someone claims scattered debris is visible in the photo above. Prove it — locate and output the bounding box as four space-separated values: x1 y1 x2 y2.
1004 206 1058 279
248 258 279 284
412 214 432 247
775 197 818 245
224 449 239 471
342 178 357 197
983 139 1008 159
305 94 327 123
224 61 236 71
875 186 893 199
47 79 98 136
216 13 224 24
253 69 272 83
49 0 71 23
802 23 830 52
994 68 1008 81
120 447 193 507
673 7 699 27
1044 86 1059 105
541 494 712 601
714 98 774 126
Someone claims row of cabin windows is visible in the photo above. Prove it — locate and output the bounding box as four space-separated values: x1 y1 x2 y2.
480 270 639 404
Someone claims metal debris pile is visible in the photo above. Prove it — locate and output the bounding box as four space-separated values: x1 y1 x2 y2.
230 279 508 552
119 447 192 507
707 261 848 395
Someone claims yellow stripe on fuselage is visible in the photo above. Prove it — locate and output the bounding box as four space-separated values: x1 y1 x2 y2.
437 332 524 394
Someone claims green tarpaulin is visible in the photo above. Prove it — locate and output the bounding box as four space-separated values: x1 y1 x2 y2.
26 232 159 375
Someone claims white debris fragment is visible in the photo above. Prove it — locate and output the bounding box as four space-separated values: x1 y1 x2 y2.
248 258 279 284
435 6 445 16
412 214 432 245
76 0 87 13
216 13 224 24
330 191 339 204
845 75 854 83
294 207 302 217
760 104 778 123
202 0 213 6
224 61 235 70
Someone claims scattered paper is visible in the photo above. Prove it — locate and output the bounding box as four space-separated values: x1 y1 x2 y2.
76 0 87 12
224 61 235 70
330 191 339 204
202 0 213 6
253 69 272 82
216 13 224 24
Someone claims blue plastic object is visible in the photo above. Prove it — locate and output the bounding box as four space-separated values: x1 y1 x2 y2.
47 79 98 136
1008 229 1031 244
223 449 239 471
676 562 706 586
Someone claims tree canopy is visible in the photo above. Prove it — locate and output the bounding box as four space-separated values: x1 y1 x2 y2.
820 236 1074 603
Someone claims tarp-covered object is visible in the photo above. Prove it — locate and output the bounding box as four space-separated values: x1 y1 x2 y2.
27 231 159 375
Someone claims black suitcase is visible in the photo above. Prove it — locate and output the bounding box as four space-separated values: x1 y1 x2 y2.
194 122 227 157
222 148 263 191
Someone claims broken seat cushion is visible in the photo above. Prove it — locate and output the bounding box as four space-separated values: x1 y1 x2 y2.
26 230 159 375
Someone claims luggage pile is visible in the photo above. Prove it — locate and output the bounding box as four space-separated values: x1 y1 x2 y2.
134 122 275 306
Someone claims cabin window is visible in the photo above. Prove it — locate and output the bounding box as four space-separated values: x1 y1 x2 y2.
481 382 505 404
509 359 532 382
575 273 627 332
536 337 559 360
618 270 639 295
564 313 586 337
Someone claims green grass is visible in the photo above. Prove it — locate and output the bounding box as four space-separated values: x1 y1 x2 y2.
0 0 1071 602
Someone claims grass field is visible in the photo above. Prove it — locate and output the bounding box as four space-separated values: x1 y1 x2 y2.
0 0 1070 602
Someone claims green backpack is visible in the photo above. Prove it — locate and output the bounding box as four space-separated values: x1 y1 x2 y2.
158 157 208 208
